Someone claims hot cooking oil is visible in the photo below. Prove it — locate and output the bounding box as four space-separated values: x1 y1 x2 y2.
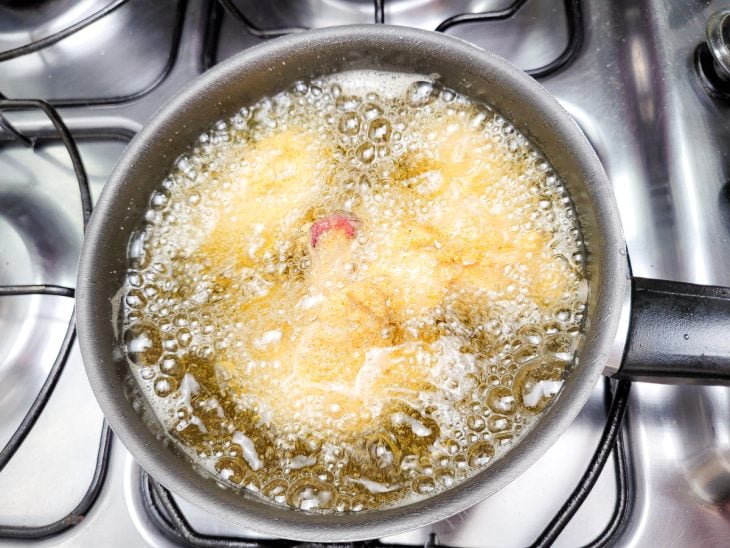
120 71 588 513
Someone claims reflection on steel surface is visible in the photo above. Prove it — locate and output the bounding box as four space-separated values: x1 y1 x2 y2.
0 0 729 546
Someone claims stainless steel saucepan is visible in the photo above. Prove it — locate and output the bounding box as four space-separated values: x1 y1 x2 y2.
76 25 730 542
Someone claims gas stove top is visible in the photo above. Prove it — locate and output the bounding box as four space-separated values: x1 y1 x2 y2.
1 1 729 546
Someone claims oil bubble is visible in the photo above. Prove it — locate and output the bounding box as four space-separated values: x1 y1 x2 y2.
514 359 565 414
159 353 184 378
215 456 247 484
357 142 375 163
486 386 516 415
286 477 335 510
467 441 495 468
125 289 147 309
413 476 436 495
368 118 392 142
124 322 162 366
338 112 361 135
407 81 438 106
153 375 178 397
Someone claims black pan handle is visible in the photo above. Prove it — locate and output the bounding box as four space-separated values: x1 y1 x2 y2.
618 277 730 384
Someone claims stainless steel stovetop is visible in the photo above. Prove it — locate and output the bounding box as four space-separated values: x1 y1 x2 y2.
1 1 729 546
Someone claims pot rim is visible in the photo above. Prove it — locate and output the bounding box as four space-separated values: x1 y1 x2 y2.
76 24 628 542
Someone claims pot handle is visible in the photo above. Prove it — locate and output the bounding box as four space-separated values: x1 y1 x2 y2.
617 277 730 384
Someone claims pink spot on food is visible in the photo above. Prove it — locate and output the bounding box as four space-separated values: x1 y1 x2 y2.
310 214 357 248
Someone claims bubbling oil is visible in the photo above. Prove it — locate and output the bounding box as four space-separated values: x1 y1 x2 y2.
121 71 588 513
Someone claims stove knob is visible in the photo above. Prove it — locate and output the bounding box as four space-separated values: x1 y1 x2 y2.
706 9 730 82
695 8 730 99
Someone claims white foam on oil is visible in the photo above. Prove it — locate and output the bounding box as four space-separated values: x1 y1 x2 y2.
232 431 263 471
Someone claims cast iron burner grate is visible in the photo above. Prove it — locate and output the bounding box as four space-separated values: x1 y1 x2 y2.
209 0 583 78
0 1 631 546
0 0 188 107
0 98 113 540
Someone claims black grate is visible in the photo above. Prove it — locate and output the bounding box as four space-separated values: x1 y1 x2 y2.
0 0 129 64
0 0 188 108
529 379 632 548
208 0 583 78
217 0 307 37
435 0 584 79
0 101 113 540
